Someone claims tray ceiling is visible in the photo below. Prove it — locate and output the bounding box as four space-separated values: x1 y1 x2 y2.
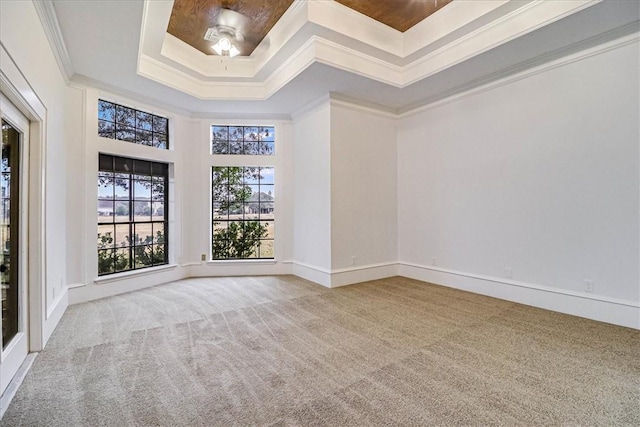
167 0 452 56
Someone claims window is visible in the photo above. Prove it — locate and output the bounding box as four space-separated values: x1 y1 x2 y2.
211 125 274 155
212 167 274 259
98 100 168 149
97 154 168 275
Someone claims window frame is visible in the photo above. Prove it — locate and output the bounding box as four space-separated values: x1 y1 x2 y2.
211 166 275 260
97 154 169 276
209 122 278 261
211 125 275 155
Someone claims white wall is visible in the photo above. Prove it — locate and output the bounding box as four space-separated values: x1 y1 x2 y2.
177 118 205 267
330 103 398 283
398 37 640 328
291 99 399 286
292 101 332 283
65 86 85 288
0 0 70 345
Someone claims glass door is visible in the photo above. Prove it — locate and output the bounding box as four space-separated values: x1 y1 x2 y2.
2 119 20 350
0 95 29 396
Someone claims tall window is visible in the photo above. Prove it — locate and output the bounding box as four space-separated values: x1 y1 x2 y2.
212 167 274 259
97 154 168 275
98 100 168 149
211 126 274 155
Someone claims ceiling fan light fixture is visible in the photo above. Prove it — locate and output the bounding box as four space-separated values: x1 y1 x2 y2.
212 37 240 57
204 8 248 58
228 44 240 57
211 42 223 56
219 37 231 51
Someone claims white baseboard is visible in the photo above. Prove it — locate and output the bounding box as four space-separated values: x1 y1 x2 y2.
188 261 291 278
290 261 332 287
290 261 397 288
398 262 640 329
330 262 398 287
62 260 639 330
43 287 68 346
66 282 85 289
69 266 185 304
0 353 37 419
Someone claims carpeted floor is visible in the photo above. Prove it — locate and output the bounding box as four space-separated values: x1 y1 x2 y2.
2 275 639 426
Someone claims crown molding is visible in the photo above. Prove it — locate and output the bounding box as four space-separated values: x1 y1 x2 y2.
307 0 403 56
290 93 397 122
32 0 74 84
290 27 640 121
290 93 331 122
141 34 405 102
403 0 510 56
70 74 192 117
70 73 293 121
399 29 640 118
189 111 292 121
328 93 398 119
402 0 601 86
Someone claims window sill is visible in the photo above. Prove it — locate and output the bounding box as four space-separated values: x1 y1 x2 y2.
205 259 277 266
94 263 178 284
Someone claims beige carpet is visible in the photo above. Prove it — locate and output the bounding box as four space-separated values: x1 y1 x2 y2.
2 275 638 426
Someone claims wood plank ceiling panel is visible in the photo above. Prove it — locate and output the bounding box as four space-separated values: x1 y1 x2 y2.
335 0 453 32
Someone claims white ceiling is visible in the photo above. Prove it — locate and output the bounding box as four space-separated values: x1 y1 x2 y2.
49 0 639 117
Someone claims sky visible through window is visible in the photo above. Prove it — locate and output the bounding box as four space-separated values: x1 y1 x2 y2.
211 125 274 155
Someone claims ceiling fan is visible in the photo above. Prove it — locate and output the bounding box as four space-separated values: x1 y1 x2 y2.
204 8 248 57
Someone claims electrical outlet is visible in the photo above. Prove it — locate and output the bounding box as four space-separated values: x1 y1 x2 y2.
201 253 207 261
505 267 513 279
432 257 437 266
584 280 594 293
351 256 356 266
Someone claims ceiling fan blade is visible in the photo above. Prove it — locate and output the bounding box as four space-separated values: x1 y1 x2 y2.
217 8 249 35
203 28 221 42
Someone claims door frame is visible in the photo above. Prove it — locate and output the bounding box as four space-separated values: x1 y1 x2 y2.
0 45 47 358
0 96 30 395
